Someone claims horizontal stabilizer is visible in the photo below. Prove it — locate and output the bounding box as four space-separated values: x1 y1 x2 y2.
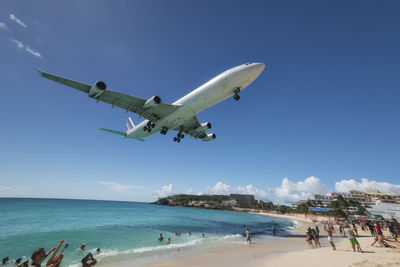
99 128 126 136
99 128 145 142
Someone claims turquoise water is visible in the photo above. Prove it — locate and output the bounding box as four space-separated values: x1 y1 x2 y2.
0 198 295 266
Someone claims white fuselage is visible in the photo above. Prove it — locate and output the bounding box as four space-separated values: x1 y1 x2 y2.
127 63 265 139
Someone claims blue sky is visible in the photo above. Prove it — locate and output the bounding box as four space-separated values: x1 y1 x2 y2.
1 0 400 203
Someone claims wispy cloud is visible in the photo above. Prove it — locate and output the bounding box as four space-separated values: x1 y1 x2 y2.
0 22 8 31
10 13 27 28
95 181 143 192
0 185 29 194
11 38 42 58
11 38 23 48
25 46 42 58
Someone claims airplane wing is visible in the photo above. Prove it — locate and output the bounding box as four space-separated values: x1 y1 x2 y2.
38 70 180 121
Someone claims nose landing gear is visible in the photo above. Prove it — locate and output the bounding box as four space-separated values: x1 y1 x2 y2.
143 121 156 133
233 87 241 101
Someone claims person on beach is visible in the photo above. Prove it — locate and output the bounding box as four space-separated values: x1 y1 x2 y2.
81 253 97 267
158 233 164 241
166 238 171 245
315 225 319 234
375 223 382 235
326 227 336 250
30 246 59 267
272 226 278 236
96 248 101 253
46 240 65 267
352 223 359 237
367 222 375 236
388 222 398 242
2 257 11 265
314 231 321 248
80 243 86 250
344 225 363 253
245 229 252 244
17 260 29 267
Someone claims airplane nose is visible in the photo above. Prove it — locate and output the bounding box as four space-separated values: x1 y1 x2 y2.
253 63 265 73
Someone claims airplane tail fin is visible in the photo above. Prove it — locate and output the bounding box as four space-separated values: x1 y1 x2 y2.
126 117 135 133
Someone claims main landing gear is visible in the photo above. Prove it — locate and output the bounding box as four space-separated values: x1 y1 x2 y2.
173 130 184 143
143 121 155 133
233 87 241 101
160 127 168 135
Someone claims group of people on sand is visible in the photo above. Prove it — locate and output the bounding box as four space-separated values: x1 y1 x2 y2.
306 217 400 253
1 240 99 267
305 226 322 248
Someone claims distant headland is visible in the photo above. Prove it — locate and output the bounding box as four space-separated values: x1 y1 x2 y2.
152 193 257 210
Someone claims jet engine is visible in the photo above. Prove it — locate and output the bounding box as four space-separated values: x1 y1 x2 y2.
143 96 161 110
195 122 212 132
202 133 216 141
89 81 107 97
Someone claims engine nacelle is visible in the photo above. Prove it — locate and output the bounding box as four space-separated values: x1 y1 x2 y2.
195 122 212 132
143 96 161 110
202 133 216 141
89 81 107 97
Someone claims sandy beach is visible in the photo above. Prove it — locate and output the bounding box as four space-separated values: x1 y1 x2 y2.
99 212 400 267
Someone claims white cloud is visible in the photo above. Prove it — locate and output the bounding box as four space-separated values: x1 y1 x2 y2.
11 39 42 58
207 181 231 194
25 46 42 58
206 181 269 199
274 176 329 203
335 178 400 194
0 185 29 195
10 13 27 27
11 38 23 48
155 184 173 197
236 184 268 199
95 181 143 193
0 22 8 30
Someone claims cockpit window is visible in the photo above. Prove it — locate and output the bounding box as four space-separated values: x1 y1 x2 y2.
245 62 253 65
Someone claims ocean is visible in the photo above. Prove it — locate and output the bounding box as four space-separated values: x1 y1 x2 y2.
0 198 297 266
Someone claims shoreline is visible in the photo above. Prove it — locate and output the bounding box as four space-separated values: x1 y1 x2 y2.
97 211 400 267
96 213 309 267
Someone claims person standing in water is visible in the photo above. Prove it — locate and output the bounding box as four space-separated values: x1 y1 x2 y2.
245 229 252 244
158 233 164 241
272 226 278 236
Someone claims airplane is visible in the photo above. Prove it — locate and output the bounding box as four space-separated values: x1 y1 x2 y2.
38 62 265 143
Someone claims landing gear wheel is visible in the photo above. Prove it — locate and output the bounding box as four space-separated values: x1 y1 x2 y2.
143 126 148 131
151 123 156 128
147 128 152 133
147 121 151 127
177 138 181 143
173 137 178 142
180 134 184 139
233 94 240 101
